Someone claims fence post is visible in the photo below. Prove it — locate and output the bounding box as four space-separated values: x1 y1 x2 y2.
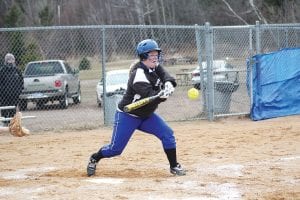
204 22 214 121
254 21 261 114
255 21 261 54
249 27 254 110
101 27 108 125
195 24 207 116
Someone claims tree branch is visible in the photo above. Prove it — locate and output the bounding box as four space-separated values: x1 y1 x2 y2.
249 0 268 24
221 0 249 25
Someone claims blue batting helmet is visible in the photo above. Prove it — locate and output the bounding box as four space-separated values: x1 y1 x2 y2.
136 39 161 59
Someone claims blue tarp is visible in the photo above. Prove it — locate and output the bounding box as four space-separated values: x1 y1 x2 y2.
248 48 300 120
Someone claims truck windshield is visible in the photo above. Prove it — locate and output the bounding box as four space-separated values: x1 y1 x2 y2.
25 62 63 76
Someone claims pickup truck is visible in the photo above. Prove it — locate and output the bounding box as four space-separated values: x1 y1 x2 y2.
19 60 81 110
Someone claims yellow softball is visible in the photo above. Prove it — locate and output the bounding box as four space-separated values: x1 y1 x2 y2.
187 88 200 100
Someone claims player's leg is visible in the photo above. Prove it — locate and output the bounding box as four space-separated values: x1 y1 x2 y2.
138 113 186 176
87 111 142 176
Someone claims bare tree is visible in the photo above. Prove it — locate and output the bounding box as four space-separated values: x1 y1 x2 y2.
284 0 297 23
1 0 299 27
133 0 145 25
249 0 268 24
221 0 249 25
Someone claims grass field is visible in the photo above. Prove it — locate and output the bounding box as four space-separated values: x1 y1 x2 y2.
76 57 197 81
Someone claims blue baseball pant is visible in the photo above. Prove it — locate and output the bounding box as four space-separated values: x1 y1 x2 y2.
101 111 176 158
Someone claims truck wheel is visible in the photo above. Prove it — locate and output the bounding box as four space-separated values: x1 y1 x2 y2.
60 92 69 109
36 100 46 109
97 98 102 107
194 84 201 90
73 87 81 104
19 100 27 111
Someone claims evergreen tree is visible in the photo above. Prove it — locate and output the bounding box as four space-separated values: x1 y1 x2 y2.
79 57 91 70
38 6 54 26
4 5 26 66
4 5 23 27
4 5 41 69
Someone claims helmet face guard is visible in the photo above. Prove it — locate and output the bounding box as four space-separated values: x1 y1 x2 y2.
136 39 161 60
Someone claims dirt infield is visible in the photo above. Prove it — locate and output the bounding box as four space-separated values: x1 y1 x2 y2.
0 115 299 200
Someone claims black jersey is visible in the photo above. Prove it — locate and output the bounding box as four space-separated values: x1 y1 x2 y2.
118 62 176 118
0 63 24 105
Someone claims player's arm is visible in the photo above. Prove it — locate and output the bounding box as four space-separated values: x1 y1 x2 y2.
133 81 161 101
155 65 177 87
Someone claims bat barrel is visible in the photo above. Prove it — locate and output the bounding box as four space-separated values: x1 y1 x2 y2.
123 100 146 112
123 94 160 112
123 95 159 113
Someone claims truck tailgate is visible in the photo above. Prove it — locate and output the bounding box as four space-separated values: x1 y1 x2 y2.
23 76 61 93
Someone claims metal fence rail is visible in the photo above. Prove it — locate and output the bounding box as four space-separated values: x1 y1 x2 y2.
0 22 299 131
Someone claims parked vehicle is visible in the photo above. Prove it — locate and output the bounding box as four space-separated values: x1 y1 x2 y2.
96 69 129 107
19 60 81 110
191 60 239 90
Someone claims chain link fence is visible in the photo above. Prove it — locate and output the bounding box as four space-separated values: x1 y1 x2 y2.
0 22 299 132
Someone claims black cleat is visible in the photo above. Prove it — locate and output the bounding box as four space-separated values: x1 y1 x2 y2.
170 163 186 176
87 157 97 177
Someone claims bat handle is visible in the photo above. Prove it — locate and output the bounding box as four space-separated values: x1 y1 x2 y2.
123 106 131 112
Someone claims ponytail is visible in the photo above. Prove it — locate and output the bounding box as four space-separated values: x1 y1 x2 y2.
129 60 139 74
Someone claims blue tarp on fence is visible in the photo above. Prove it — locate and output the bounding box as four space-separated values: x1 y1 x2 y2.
248 48 300 120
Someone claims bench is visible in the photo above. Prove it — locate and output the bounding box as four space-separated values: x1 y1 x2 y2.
176 72 191 86
0 106 36 126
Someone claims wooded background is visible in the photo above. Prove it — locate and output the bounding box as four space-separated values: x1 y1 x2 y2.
0 0 299 28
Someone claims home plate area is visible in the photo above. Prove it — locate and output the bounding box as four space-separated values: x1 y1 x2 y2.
0 117 299 199
0 165 243 199
0 156 299 200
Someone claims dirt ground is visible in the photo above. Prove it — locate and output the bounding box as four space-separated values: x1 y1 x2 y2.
0 115 299 200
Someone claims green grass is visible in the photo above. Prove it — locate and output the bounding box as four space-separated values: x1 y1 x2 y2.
79 69 102 80
77 58 196 81
78 59 137 80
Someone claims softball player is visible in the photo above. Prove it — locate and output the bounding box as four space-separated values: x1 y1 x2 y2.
87 39 186 176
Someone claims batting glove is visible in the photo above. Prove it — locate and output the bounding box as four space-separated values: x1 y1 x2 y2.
164 81 175 95
158 89 170 99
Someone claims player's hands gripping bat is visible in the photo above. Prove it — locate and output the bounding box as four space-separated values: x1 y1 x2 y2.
164 81 175 94
161 81 175 98
124 92 163 112
124 82 175 112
